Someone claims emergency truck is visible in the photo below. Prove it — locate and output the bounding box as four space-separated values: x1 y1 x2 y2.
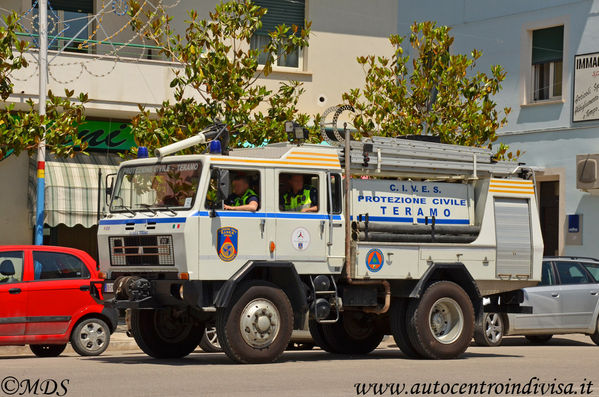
96 121 543 363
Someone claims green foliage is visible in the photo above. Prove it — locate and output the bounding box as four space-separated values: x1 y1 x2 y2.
0 12 88 159
343 21 512 154
127 0 316 154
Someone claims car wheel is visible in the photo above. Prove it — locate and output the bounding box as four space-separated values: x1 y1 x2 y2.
591 316 599 346
199 324 222 353
71 318 111 356
406 281 475 359
474 313 504 347
216 281 293 364
30 344 67 357
525 334 553 344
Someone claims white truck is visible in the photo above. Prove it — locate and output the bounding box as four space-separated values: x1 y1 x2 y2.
96 123 543 363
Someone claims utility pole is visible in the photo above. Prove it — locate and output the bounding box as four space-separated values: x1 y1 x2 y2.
34 0 47 245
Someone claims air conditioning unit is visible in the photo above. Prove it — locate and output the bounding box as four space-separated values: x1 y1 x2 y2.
576 154 599 193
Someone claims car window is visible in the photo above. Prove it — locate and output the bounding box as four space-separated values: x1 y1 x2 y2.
555 261 591 285
581 263 599 282
539 262 556 286
32 252 90 281
0 251 24 284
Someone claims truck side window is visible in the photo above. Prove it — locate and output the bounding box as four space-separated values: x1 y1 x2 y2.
206 169 261 211
327 173 342 214
279 173 319 212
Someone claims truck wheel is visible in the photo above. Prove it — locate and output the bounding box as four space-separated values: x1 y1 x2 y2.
390 298 422 358
199 323 222 353
130 308 203 359
308 319 341 353
406 281 474 359
30 344 67 357
525 334 553 344
71 318 111 356
320 312 384 355
474 313 504 347
216 281 293 364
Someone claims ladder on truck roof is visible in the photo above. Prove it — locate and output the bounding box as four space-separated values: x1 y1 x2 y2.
340 136 523 179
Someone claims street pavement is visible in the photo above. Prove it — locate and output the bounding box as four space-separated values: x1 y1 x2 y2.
0 334 597 397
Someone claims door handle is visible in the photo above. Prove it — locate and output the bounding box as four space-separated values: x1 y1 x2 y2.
80 285 91 291
591 291 598 296
8 288 21 294
551 292 559 298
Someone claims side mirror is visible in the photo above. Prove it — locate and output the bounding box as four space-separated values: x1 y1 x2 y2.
209 168 229 217
105 173 116 205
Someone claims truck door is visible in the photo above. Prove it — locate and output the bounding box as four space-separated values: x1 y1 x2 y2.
274 171 328 272
198 167 273 280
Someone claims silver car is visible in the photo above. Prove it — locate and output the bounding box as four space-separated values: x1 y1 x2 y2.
475 257 599 346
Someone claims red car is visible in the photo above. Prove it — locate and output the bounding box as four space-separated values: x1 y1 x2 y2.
0 245 117 357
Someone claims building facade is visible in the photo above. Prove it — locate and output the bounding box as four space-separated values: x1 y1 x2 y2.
398 0 599 257
0 0 399 253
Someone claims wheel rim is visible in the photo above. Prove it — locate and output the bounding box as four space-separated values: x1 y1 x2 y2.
79 322 107 352
484 313 503 344
154 309 193 343
239 298 280 349
428 297 464 344
205 326 220 348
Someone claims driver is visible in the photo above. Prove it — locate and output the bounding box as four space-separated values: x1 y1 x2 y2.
223 174 259 211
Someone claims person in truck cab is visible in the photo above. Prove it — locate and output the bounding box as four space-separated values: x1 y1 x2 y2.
223 174 259 211
281 174 318 213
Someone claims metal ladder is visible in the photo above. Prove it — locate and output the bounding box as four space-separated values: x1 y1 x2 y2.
309 275 340 324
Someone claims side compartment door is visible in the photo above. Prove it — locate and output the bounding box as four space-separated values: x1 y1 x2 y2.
274 171 328 274
0 250 27 337
494 198 532 278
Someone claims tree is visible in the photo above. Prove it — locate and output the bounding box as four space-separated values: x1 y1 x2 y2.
342 22 515 158
0 11 88 160
127 0 316 154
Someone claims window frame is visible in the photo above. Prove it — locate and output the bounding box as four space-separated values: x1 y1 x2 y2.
539 261 557 286
554 260 594 285
32 2 94 54
0 250 25 285
203 167 263 212
277 171 321 213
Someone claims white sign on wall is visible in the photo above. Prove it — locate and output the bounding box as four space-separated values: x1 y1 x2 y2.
351 180 474 225
573 52 599 122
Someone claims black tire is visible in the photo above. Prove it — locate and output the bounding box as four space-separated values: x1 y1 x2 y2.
30 344 67 357
216 281 293 364
319 312 385 355
199 324 222 353
308 319 341 353
406 281 475 359
390 298 422 358
70 318 111 356
590 316 599 346
525 334 553 344
474 312 504 347
130 308 204 359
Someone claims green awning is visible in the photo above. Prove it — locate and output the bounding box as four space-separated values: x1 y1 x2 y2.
532 26 563 64
29 153 121 228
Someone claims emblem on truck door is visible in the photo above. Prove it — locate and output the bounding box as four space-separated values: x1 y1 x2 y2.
291 227 310 251
365 248 384 272
217 227 239 262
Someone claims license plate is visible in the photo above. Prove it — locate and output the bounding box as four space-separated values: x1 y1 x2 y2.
104 282 114 293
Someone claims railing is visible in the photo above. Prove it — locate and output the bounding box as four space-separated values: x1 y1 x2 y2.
15 31 164 61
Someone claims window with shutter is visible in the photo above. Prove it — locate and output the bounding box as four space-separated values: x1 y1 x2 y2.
250 0 305 69
531 26 563 101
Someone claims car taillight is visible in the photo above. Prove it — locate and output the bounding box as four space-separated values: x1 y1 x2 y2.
98 271 107 279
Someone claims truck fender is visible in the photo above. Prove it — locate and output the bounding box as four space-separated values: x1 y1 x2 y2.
409 262 482 317
213 261 308 326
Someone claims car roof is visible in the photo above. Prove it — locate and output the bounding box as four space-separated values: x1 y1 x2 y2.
543 256 599 263
0 245 95 263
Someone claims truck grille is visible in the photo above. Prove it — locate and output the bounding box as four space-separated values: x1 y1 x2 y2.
109 235 174 266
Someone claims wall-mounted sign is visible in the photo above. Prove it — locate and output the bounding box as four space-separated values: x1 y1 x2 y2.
573 52 599 122
66 120 136 151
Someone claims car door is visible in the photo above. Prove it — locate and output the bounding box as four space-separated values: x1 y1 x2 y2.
512 261 562 331
554 260 599 330
25 250 91 336
0 250 27 337
580 261 599 330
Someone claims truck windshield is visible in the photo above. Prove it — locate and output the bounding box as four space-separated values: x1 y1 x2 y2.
110 161 202 213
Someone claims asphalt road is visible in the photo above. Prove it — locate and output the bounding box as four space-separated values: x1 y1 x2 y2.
1 335 597 397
